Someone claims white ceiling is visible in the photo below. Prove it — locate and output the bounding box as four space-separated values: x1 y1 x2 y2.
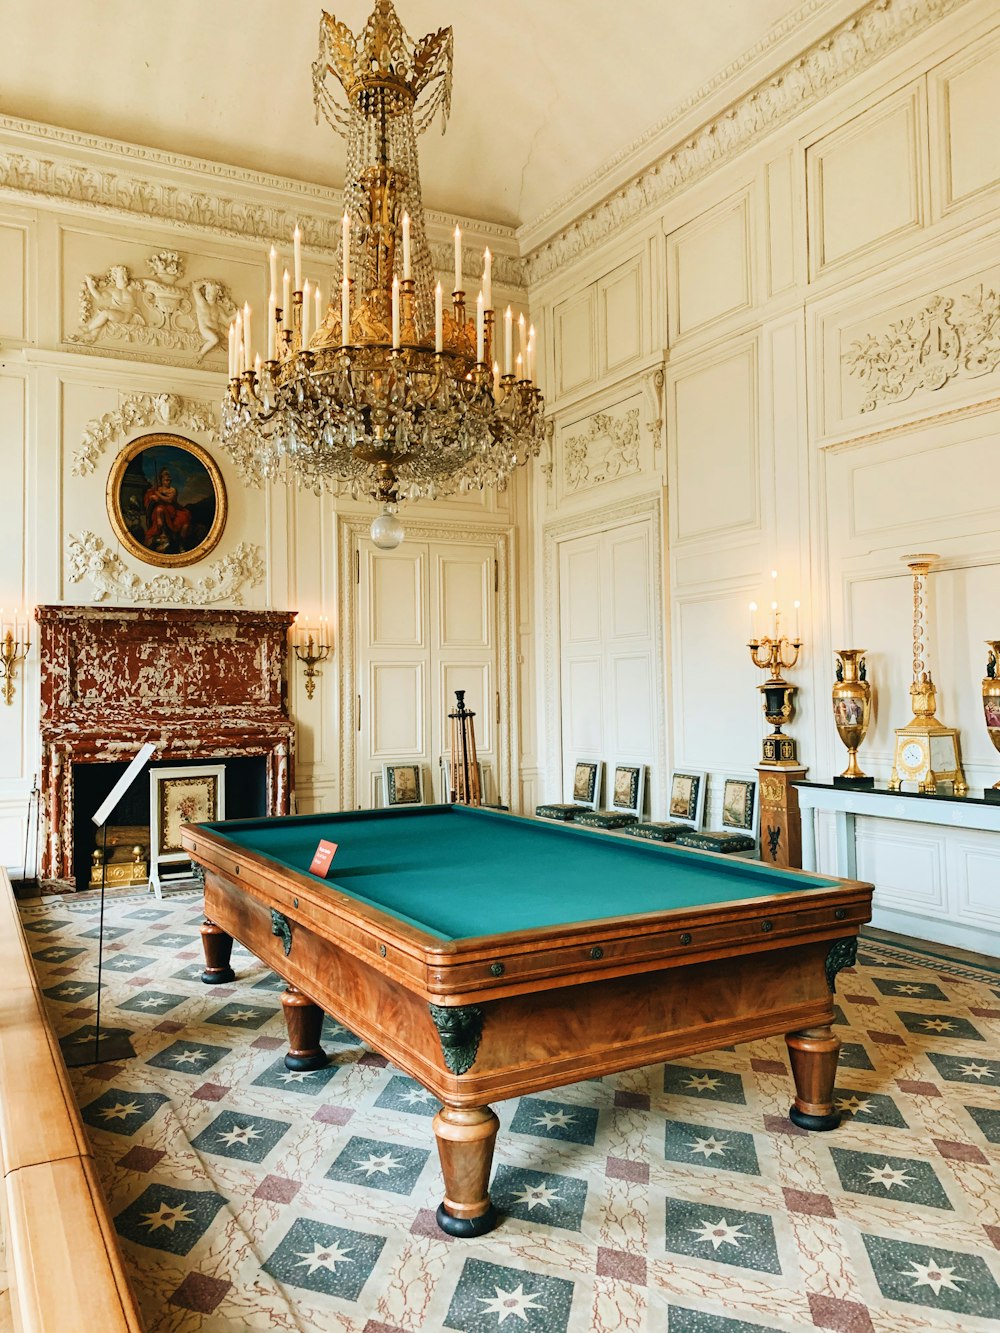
1 1 847 230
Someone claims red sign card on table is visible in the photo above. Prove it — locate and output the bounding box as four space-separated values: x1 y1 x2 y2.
309 839 338 877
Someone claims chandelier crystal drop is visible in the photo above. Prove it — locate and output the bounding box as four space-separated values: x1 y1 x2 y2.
220 0 544 537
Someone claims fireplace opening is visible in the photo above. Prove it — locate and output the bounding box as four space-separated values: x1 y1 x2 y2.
72 756 267 890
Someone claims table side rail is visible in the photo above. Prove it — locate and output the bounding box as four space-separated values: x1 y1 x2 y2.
193 839 871 1002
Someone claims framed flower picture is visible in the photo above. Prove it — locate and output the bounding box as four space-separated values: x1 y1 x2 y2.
667 769 706 829
570 760 602 810
611 762 645 818
721 776 759 836
107 432 227 568
383 763 424 807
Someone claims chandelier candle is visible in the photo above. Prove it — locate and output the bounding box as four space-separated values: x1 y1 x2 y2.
220 0 544 541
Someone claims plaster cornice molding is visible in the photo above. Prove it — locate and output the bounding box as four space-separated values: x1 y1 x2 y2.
0 115 526 288
522 0 969 284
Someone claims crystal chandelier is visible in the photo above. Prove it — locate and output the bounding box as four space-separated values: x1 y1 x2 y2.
221 0 544 548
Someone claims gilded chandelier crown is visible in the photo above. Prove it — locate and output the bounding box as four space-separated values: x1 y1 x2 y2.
313 0 453 132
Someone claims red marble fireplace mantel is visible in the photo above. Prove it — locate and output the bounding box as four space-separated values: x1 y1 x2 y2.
38 604 296 883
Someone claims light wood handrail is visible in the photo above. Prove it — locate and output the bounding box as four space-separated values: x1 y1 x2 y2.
0 869 144 1332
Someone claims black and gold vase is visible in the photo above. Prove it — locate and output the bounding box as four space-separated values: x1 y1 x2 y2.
832 649 873 789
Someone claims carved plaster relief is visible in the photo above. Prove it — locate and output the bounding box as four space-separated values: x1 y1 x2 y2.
67 249 236 360
73 392 219 475
66 532 265 605
562 408 641 493
844 284 1000 412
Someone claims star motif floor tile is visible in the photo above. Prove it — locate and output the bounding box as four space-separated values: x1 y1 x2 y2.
374 1074 441 1117
836 1041 876 1070
895 1011 984 1040
664 1119 761 1175
664 1197 782 1274
490 1165 588 1231
81 1087 169 1136
445 1258 574 1333
325 1134 430 1195
190 1108 292 1163
116 989 187 1014
252 1055 342 1094
42 979 100 1002
665 1308 781 1332
146 1039 231 1074
829 1146 953 1209
262 1216 387 1300
663 1064 746 1104
861 1232 1000 1317
832 1085 908 1126
114 1183 227 1257
872 977 949 1000
965 1104 1000 1143
925 1050 1000 1085
203 1000 278 1029
509 1096 599 1144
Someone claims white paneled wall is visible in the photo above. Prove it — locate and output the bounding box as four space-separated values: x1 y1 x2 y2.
528 0 1000 951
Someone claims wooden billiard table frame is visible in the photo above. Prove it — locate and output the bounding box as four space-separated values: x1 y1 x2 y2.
183 811 874 1237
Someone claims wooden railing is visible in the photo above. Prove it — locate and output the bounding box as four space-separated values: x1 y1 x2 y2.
0 869 143 1332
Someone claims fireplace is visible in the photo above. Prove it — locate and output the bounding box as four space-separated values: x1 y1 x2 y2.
39 605 296 886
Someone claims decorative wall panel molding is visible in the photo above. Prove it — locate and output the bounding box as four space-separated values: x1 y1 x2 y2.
73 391 218 475
563 408 641 493
524 0 965 281
68 249 236 360
0 118 525 289
844 284 1000 411
66 532 264 604
643 366 666 449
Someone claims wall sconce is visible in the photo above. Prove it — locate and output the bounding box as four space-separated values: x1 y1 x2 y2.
748 573 802 765
0 608 31 706
293 616 331 700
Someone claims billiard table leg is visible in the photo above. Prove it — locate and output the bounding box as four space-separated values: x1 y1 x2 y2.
200 919 236 984
432 1104 500 1237
786 1025 842 1131
281 985 329 1071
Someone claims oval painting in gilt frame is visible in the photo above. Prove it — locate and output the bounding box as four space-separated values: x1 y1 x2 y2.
106 432 227 568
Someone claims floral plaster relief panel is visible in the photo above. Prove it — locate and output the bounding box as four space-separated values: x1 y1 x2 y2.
59 378 268 608
832 265 1000 431
555 399 645 506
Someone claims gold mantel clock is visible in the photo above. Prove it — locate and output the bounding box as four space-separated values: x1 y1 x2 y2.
887 554 967 795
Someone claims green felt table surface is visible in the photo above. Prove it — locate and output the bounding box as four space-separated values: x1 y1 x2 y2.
202 806 842 943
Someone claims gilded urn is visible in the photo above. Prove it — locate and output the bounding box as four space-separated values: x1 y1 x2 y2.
983 641 1000 802
832 650 873 788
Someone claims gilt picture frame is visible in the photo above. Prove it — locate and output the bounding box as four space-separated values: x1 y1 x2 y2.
721 775 759 836
107 432 227 568
383 763 424 807
570 760 602 810
610 762 645 818
667 769 706 829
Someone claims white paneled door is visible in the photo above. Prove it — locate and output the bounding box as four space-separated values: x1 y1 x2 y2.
558 518 659 812
356 536 499 808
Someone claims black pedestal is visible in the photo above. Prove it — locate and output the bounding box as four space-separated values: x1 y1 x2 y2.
833 775 876 789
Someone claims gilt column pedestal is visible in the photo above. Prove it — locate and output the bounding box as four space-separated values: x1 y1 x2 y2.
756 765 808 868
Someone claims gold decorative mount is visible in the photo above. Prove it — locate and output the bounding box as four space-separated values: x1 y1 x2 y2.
888 554 968 795
293 628 332 702
0 625 30 706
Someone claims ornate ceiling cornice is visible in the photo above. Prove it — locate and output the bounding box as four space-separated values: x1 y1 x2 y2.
522 0 969 285
0 115 526 288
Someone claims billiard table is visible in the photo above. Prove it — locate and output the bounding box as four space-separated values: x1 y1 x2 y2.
182 805 873 1236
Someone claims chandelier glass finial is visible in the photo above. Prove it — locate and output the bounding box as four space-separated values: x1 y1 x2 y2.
220 1 544 523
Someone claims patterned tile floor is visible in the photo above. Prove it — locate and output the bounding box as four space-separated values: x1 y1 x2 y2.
20 890 1000 1332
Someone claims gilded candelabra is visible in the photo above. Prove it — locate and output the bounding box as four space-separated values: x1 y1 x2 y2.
0 617 30 706
293 620 331 701
748 596 802 765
